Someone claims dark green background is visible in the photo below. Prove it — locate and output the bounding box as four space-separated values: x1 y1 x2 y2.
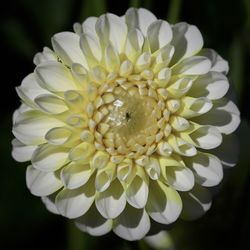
1 0 250 249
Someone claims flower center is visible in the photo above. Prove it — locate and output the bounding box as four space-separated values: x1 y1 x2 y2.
89 77 170 159
107 94 154 138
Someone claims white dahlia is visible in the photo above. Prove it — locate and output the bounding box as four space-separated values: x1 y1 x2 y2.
12 8 240 241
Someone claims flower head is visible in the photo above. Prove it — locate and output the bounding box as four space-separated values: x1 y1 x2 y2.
12 8 240 241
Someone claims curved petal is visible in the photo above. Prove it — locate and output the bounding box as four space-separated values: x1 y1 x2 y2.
167 77 193 98
104 43 120 72
145 157 161 180
33 47 57 65
75 204 112 236
147 20 172 53
45 127 73 145
55 175 96 219
124 28 144 62
199 48 229 74
12 139 37 162
113 204 150 241
172 56 211 75
13 104 32 124
82 17 98 35
170 22 203 64
16 73 50 108
159 156 195 191
146 180 182 224
60 162 92 189
167 134 197 157
180 124 222 149
183 152 223 187
95 179 126 219
26 165 62 196
96 13 127 53
180 184 212 220
52 32 88 67
34 94 68 114
193 98 240 135
12 111 65 145
178 96 213 118
35 61 78 92
125 8 157 36
31 144 69 172
80 32 102 64
69 142 95 162
126 168 149 208
95 162 116 192
189 71 229 100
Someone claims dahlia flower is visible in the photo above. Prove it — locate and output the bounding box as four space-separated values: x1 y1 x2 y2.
12 8 240 241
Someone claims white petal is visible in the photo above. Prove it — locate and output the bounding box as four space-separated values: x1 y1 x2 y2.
12 139 37 162
166 165 195 192
117 159 134 182
126 168 149 209
80 32 102 64
113 204 150 241
125 8 157 36
31 144 69 172
159 156 195 191
16 73 50 107
55 175 95 219
45 127 73 145
178 96 213 118
193 98 240 135
147 20 172 53
180 184 212 220
199 48 229 74
69 142 95 162
94 162 115 192
34 94 68 114
183 152 223 187
171 22 203 64
167 134 197 157
35 61 78 92
125 28 144 62
26 165 62 196
73 22 82 35
52 32 88 67
75 204 112 236
82 17 98 35
41 194 60 214
104 43 120 72
169 115 190 131
167 77 193 98
33 47 57 65
172 56 211 75
189 71 229 100
96 13 127 53
13 105 32 125
95 179 126 219
184 125 222 149
61 162 92 189
145 157 161 180
210 134 239 168
146 180 182 224
154 45 175 72
12 111 65 145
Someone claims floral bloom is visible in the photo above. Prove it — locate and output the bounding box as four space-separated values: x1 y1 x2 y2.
12 8 240 241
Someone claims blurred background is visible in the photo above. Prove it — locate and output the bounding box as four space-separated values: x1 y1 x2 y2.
1 0 250 249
